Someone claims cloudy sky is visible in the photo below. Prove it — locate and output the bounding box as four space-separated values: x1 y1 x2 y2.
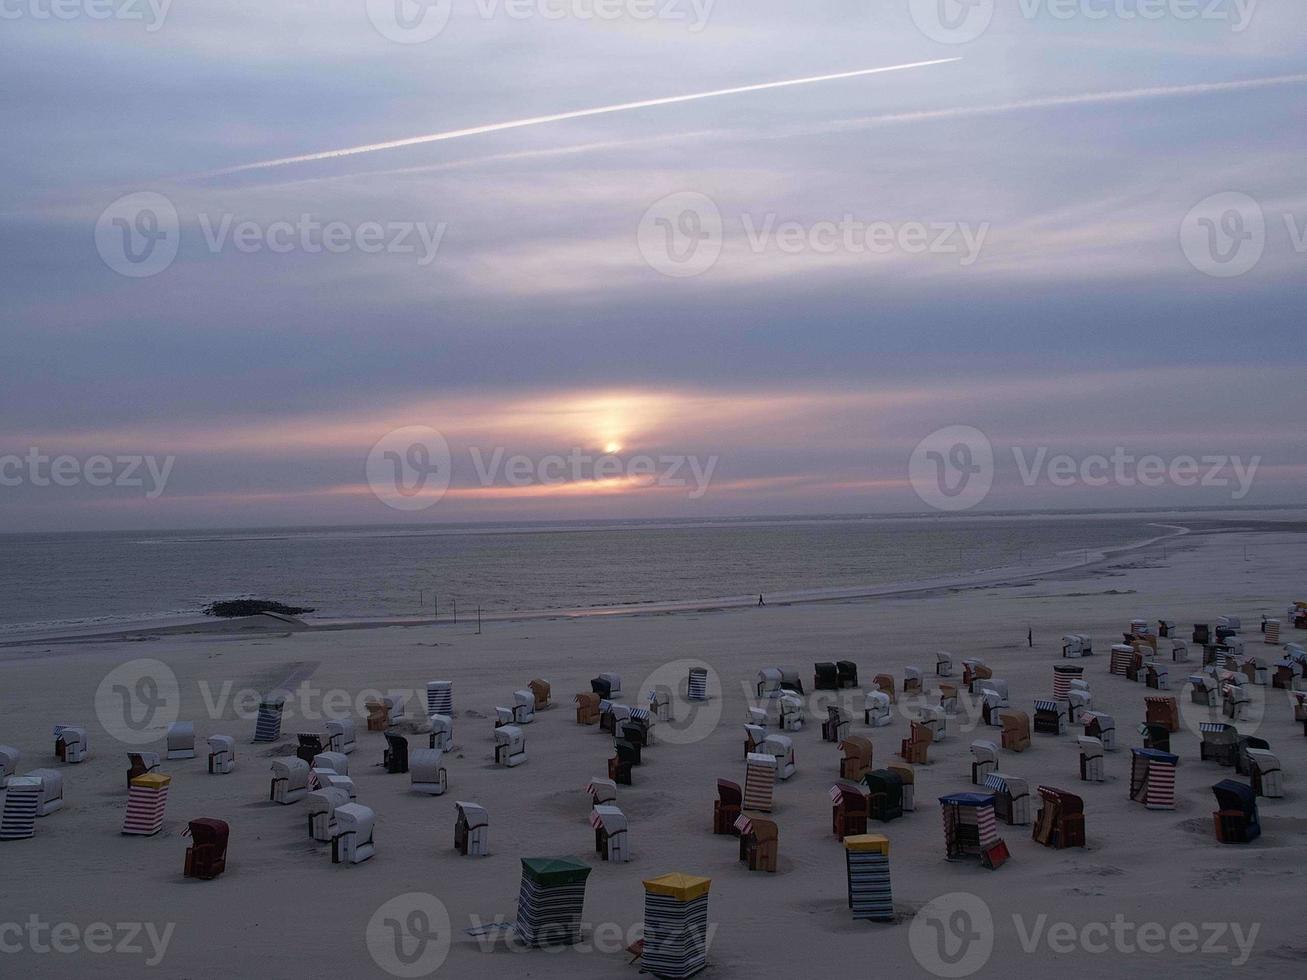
2 1 1304 530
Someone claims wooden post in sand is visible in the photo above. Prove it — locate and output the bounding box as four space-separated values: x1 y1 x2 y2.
477 605 482 635
453 599 457 624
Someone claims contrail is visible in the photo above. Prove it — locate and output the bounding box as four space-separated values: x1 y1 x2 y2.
204 59 960 176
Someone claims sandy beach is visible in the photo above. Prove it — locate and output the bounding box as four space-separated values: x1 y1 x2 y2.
2 525 1305 979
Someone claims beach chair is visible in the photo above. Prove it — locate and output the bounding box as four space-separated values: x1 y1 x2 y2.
1171 639 1190 663
830 781 870 839
253 696 285 743
1223 683 1250 721
1139 722 1171 754
839 736 873 781
1193 623 1211 646
755 667 783 698
307 787 349 841
591 676 614 699
1199 723 1239 766
1001 711 1031 752
574 693 601 726
587 777 617 806
1033 699 1067 736
1079 736 1105 781
53 725 87 763
1239 656 1269 686
122 773 170 836
746 705 768 728
428 714 453 751
777 667 804 694
206 736 235 775
1032 786 1084 849
1247 749 1282 798
600 702 631 735
1234 735 1269 776
512 689 536 725
863 691 892 727
863 769 904 823
1109 644 1134 677
182 818 229 880
383 731 409 774
126 751 161 787
515 857 593 947
744 724 768 757
1053 664 1083 698
844 834 893 921
778 691 804 732
938 682 959 714
1212 780 1261 843
269 758 309 804
919 705 948 741
410 747 448 795
454 801 489 856
985 772 1031 825
641 874 711 979
0 745 18 788
1144 696 1180 733
889 763 916 811
687 667 709 701
0 776 41 840
599 673 623 698
904 666 923 695
936 651 954 677
1129 748 1178 809
961 658 986 688
625 707 655 747
325 718 356 755
494 725 527 768
1081 711 1115 750
763 733 796 780
1062 634 1085 659
899 722 932 765
1158 620 1177 638
983 679 1011 707
609 740 638 786
591 804 630 862
872 674 896 704
166 722 195 760
1189 673 1220 706
365 697 394 732
837 660 860 688
814 662 839 691
646 687 673 722
331 803 376 865
426 680 453 715
1293 692 1307 724
295 733 326 766
28 768 64 817
529 679 551 710
743 753 777 812
713 779 742 835
939 793 1008 868
1067 690 1092 724
1145 662 1170 690
971 740 999 784
734 815 778 872
822 706 851 743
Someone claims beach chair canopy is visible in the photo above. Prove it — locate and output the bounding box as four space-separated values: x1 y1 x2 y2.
971 740 999 763
863 770 903 805
590 805 626 836
1037 785 1083 813
1132 747 1179 765
308 786 350 817
864 691 890 710
938 792 995 808
1212 779 1256 816
521 856 592 886
717 779 742 806
455 801 488 828
985 772 1027 799
779 668 804 693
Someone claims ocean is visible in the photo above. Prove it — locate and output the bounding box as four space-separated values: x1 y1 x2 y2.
0 513 1171 638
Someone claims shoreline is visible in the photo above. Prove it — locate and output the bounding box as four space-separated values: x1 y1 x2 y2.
1 521 1198 648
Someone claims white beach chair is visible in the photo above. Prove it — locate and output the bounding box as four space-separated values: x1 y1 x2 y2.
513 689 536 725
455 801 489 856
410 747 448 795
1079 736 1105 782
326 718 356 755
270 758 310 805
743 724 768 757
586 778 617 806
1067 689 1093 724
985 772 1030 826
756 667 783 697
1081 711 1116 751
863 691 892 727
1171 639 1190 663
331 803 376 864
591 804 630 862
27 768 64 816
936 651 954 676
494 725 527 767
970 740 998 785
919 705 948 741
1246 749 1282 798
599 673 622 698
648 688 672 721
904 666 923 695
53 725 87 763
778 691 804 732
306 786 350 841
429 713 454 751
312 751 349 776
206 735 235 774
763 733 796 780
1062 634 1086 658
165 722 195 760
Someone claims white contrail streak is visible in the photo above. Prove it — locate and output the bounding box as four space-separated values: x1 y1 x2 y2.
204 59 960 176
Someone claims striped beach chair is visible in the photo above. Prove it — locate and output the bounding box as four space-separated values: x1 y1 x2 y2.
844 834 893 921
592 805 630 862
1033 786 1085 848
206 735 235 774
1129 748 1178 810
687 667 709 701
0 776 41 841
427 680 453 716
1078 737 1105 782
331 803 376 864
515 858 592 947
454 801 489 856
1033 699 1067 736
1053 664 1083 699
939 793 1007 869
743 753 777 812
122 772 170 836
985 772 1031 825
253 697 285 743
1109 644 1134 677
641 874 710 979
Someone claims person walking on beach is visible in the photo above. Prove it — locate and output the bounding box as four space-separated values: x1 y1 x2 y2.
758 593 765 606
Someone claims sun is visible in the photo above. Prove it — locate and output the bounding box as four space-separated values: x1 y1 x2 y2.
603 441 623 455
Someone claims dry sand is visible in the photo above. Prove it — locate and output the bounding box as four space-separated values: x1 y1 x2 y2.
1 527 1305 979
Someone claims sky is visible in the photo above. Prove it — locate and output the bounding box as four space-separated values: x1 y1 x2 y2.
1 0 1305 531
